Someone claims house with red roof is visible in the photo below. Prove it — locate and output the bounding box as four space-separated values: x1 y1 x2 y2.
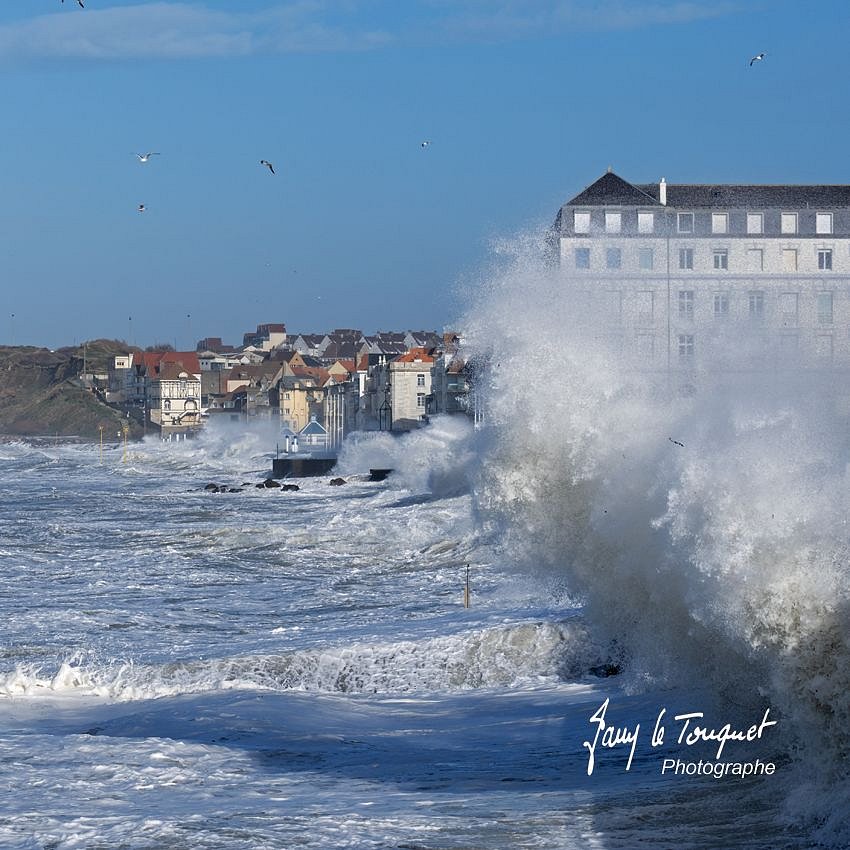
111 351 202 435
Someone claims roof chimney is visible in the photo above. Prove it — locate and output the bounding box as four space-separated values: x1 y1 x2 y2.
659 177 667 206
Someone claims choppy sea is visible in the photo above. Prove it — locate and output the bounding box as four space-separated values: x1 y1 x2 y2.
3 242 850 847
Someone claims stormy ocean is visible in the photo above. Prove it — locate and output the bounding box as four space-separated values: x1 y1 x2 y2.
2 244 848 848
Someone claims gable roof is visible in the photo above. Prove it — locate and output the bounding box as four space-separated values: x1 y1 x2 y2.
393 346 437 364
299 417 328 436
566 171 660 207
137 351 202 378
156 363 200 382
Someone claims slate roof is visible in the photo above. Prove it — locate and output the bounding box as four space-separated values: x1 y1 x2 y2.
565 171 850 209
565 171 660 207
635 182 850 208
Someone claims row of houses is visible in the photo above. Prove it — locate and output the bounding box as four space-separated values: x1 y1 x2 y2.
107 328 476 440
102 168 850 441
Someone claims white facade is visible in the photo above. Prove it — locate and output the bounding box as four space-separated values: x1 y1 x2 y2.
149 369 202 429
389 351 434 430
555 173 850 373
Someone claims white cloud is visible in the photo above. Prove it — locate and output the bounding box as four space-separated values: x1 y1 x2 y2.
0 1 738 62
0 2 391 62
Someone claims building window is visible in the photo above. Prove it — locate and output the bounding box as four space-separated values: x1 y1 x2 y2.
782 249 797 272
815 335 834 362
747 248 764 271
638 211 654 234
780 292 799 326
679 247 694 270
605 212 622 233
779 333 799 356
781 212 798 234
416 393 426 408
639 248 654 270
636 290 654 324
712 213 728 234
574 211 591 234
678 290 695 320
818 249 833 270
714 293 729 318
636 333 655 359
817 292 834 324
816 213 833 235
417 374 425 386
749 291 765 320
575 247 590 269
678 212 694 233
713 249 729 270
747 213 764 234
606 247 622 269
605 290 623 322
678 334 694 358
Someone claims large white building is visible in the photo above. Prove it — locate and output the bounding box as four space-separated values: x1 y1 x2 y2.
552 170 850 373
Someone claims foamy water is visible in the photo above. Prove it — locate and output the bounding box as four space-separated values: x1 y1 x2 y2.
460 232 850 845
2 235 846 845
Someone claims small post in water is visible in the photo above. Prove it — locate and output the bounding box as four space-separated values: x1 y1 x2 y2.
463 563 470 609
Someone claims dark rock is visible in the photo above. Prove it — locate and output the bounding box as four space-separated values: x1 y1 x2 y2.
589 663 622 678
228 488 243 493
263 479 281 488
281 483 300 491
204 483 219 491
369 468 393 481
329 477 346 486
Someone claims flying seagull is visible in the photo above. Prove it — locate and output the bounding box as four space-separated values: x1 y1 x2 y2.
134 152 160 163
62 0 85 7
260 159 275 174
749 52 765 66
668 437 685 448
137 204 146 213
421 140 431 148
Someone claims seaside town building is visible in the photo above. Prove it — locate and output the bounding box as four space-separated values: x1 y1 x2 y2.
107 321 474 439
551 170 850 377
109 351 203 436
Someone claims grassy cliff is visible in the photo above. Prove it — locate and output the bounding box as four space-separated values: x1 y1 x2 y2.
0 341 141 440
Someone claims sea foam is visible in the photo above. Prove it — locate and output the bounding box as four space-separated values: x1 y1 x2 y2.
459 229 850 844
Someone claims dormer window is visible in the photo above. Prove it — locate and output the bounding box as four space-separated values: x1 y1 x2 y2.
605 212 621 233
781 212 798 234
816 213 833 235
711 213 728 234
574 211 591 233
747 213 763 234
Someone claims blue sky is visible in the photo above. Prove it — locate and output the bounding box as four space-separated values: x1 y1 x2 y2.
2 0 849 350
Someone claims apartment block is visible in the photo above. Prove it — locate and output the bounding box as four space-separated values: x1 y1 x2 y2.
552 170 850 372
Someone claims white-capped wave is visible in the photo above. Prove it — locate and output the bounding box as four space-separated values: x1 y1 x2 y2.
460 228 850 845
0 620 606 700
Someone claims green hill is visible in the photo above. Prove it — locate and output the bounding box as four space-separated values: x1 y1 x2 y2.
0 342 142 440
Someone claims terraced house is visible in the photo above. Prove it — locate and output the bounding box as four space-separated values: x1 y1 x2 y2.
552 170 850 374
